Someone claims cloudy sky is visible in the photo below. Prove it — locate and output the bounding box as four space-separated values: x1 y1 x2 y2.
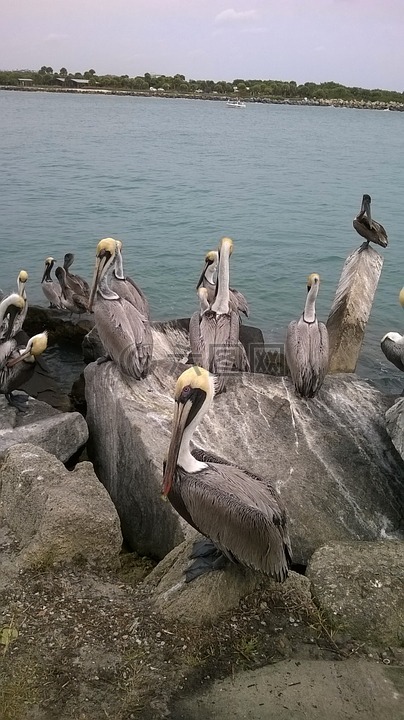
1 0 403 90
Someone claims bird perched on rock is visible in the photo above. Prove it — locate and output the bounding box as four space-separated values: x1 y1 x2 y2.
353 194 388 250
162 365 292 583
285 273 329 398
0 331 48 411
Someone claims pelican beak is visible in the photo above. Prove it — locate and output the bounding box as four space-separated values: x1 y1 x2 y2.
7 347 31 367
362 196 372 228
4 305 22 341
161 400 190 496
88 256 106 312
196 260 210 290
41 265 50 283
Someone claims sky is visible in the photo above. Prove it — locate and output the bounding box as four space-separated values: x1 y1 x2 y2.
1 0 403 91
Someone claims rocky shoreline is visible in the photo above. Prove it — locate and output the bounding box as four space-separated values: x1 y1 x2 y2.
2 84 404 112
0 302 404 718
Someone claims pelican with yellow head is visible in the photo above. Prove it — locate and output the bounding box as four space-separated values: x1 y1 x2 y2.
190 237 250 392
0 293 26 344
0 331 48 411
162 365 291 583
88 238 152 379
285 272 329 398
196 247 249 317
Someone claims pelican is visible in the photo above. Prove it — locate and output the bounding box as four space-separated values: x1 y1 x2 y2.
88 238 153 379
196 249 249 317
41 257 63 309
353 194 388 250
162 366 292 583
12 270 29 333
55 266 89 315
381 333 404 372
380 289 404 371
63 253 90 298
0 332 48 410
190 238 249 391
0 293 26 344
285 273 329 398
109 239 150 318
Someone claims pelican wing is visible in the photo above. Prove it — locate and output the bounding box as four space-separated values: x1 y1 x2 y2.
94 296 151 378
353 217 388 248
66 274 90 297
177 463 291 581
41 282 63 308
381 337 404 372
230 287 249 317
124 275 150 318
286 318 328 397
0 339 16 367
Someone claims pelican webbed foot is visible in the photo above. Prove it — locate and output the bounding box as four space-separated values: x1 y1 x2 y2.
358 240 370 254
6 391 29 412
185 538 229 583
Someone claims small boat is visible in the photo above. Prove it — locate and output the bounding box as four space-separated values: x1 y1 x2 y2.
226 99 246 108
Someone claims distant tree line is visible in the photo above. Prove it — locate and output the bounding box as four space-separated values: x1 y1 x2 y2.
0 67 403 103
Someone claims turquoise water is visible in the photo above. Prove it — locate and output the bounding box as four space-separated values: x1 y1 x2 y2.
1 90 403 391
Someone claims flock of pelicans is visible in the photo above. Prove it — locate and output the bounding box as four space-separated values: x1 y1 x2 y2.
0 193 401 584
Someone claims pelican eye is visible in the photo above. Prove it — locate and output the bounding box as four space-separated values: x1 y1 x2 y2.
181 385 192 400
98 249 111 260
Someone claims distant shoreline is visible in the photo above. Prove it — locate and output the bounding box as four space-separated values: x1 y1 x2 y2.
1 84 404 112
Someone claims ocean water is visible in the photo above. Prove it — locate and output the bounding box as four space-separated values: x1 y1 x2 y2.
1 90 403 392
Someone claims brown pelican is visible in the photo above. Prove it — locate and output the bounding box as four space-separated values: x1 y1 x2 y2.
162 366 292 582
0 332 48 410
353 194 388 250
381 333 404 372
190 238 249 391
0 293 26 343
13 270 29 333
88 238 153 379
285 273 329 398
380 289 404 371
110 239 150 318
196 249 249 317
63 253 90 297
41 257 63 309
55 266 89 315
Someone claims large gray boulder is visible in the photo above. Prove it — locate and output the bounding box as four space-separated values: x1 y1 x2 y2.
307 540 404 646
0 443 122 570
85 358 404 566
0 395 88 462
144 536 312 625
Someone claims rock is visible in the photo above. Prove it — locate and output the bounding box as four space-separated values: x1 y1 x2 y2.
326 245 383 373
0 395 88 462
25 304 94 345
386 397 404 460
82 318 266 370
19 355 73 412
82 325 106 364
0 443 122 569
173 659 404 720
144 536 311 624
307 540 404 646
85 359 404 566
85 361 189 560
